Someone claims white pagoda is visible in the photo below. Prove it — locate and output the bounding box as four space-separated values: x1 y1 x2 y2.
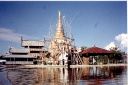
49 11 72 65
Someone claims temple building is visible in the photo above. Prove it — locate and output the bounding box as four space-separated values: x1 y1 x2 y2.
3 38 44 64
49 11 72 65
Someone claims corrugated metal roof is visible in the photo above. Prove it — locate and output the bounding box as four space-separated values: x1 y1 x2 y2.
81 46 112 54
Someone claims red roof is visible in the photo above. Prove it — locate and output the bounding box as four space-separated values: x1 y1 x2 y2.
81 46 112 54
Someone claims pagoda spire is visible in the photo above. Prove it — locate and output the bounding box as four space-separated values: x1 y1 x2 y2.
55 11 65 39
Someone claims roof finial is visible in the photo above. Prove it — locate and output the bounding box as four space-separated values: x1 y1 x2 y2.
58 10 61 18
55 10 65 39
94 44 96 47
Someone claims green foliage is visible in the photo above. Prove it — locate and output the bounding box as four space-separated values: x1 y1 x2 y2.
109 47 125 63
81 46 87 51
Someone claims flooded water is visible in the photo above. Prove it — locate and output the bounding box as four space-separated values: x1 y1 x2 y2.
0 65 127 85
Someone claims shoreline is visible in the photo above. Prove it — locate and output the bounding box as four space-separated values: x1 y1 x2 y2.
70 63 128 68
4 63 127 69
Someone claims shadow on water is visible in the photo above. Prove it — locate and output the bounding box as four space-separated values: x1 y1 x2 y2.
0 65 12 85
0 65 127 85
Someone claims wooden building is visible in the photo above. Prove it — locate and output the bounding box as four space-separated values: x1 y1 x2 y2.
81 46 113 65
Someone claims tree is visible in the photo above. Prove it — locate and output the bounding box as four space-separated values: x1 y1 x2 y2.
81 46 87 51
110 46 124 63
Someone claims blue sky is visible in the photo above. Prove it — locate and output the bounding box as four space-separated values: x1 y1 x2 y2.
0 1 127 53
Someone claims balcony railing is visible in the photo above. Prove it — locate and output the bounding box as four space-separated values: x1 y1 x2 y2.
29 48 44 51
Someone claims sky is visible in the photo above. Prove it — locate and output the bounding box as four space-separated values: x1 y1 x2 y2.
0 1 127 53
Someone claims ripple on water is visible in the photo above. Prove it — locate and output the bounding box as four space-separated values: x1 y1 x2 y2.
5 66 127 85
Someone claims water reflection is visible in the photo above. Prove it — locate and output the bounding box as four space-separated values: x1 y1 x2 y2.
68 66 127 85
1 66 127 85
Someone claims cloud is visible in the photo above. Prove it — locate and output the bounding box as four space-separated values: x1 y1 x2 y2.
105 42 116 50
115 33 128 48
0 28 33 43
105 33 128 51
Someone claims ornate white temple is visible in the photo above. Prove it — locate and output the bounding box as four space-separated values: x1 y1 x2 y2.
49 11 72 65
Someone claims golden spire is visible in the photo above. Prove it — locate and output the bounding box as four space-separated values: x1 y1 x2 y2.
55 11 65 39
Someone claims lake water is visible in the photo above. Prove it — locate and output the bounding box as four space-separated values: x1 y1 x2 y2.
0 65 127 85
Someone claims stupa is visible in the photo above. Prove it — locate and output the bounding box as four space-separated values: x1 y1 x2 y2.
49 11 72 64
